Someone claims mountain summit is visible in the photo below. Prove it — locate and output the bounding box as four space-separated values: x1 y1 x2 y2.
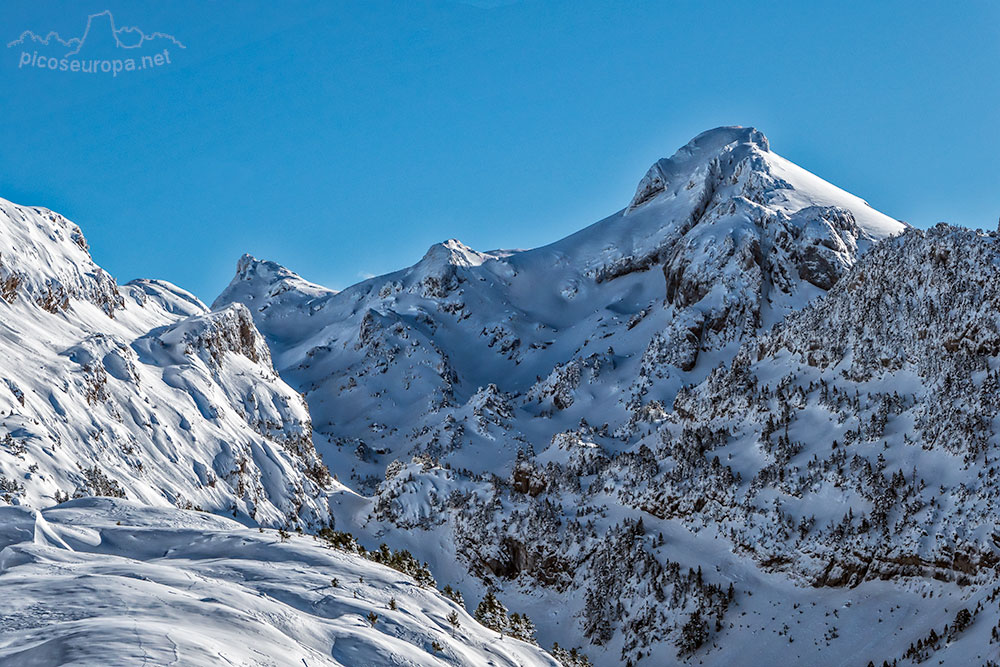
629 126 771 209
625 126 900 237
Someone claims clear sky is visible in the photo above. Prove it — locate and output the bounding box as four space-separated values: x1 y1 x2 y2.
1 1 998 301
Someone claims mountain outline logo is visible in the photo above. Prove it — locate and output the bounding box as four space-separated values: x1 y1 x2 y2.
9 10 185 76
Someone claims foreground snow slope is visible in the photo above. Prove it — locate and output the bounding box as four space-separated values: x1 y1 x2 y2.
0 498 557 666
0 197 331 527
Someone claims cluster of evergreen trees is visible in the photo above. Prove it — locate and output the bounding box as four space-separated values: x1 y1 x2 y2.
473 591 536 643
317 528 436 588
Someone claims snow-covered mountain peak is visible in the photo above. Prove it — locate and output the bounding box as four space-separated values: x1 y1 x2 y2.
233 253 309 289
400 238 499 298
626 125 902 241
212 253 336 313
685 125 770 153
418 238 492 270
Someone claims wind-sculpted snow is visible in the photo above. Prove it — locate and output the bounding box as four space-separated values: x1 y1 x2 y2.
0 499 559 666
0 198 331 527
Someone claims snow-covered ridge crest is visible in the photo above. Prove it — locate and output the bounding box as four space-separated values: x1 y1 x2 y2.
407 239 499 298
209 253 336 324
0 197 123 316
230 252 335 301
418 238 493 269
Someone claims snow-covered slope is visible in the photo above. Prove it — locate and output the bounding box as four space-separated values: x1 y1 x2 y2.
670 223 1000 584
0 498 558 666
0 197 331 527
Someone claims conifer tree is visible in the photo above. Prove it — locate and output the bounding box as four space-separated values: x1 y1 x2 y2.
474 592 509 634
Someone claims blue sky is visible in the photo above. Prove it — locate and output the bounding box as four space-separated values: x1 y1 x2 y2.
1 1 997 300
